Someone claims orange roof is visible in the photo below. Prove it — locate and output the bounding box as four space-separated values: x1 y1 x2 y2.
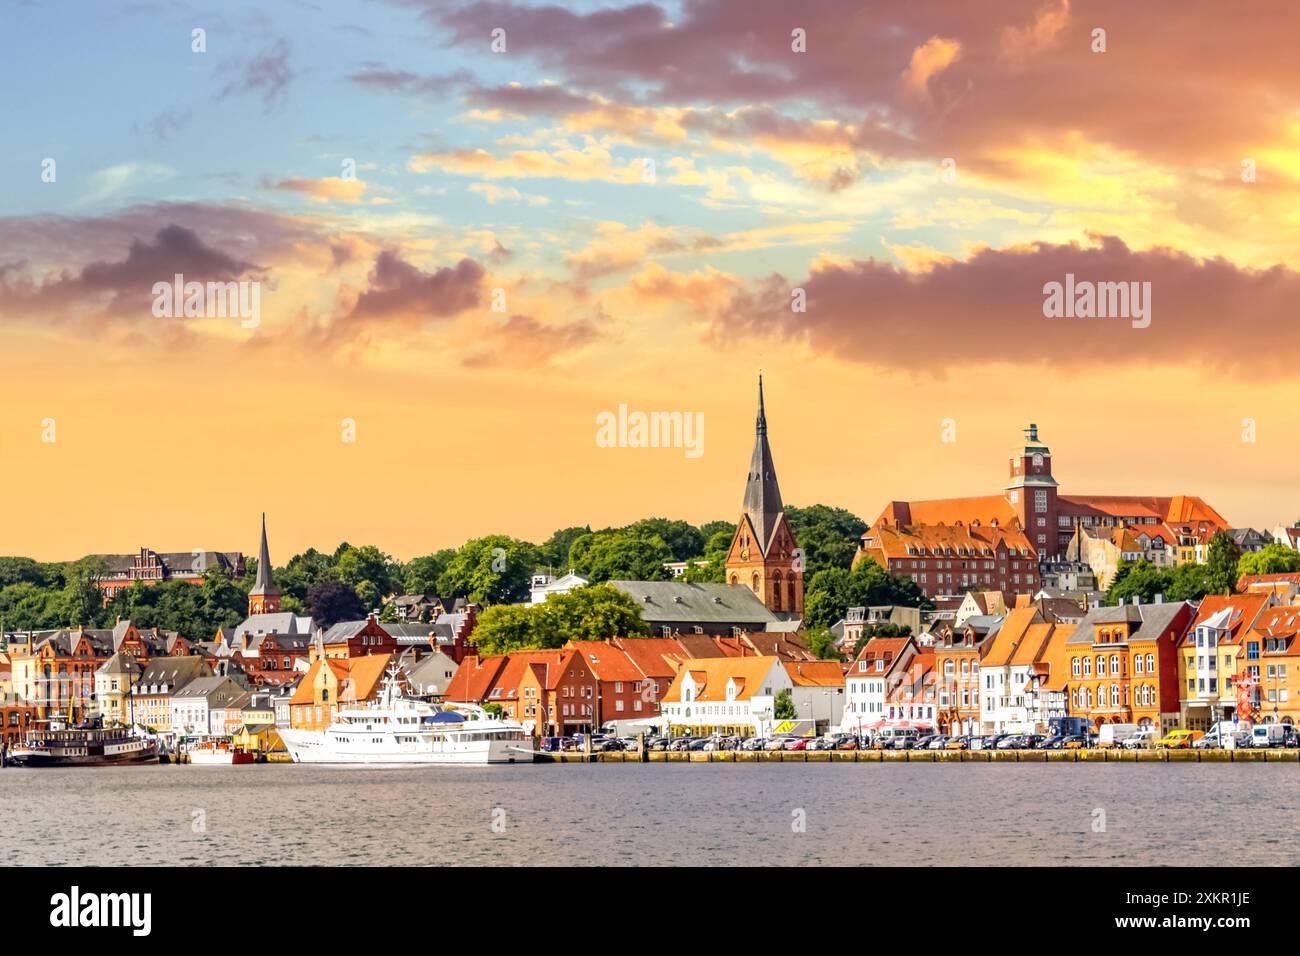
860 521 1035 562
1253 605 1300 640
612 637 691 678
1239 571 1300 590
567 641 644 682
782 660 846 687
1180 594 1270 646
662 656 784 703
876 496 1018 529
980 607 1043 667
287 653 392 706
443 654 506 703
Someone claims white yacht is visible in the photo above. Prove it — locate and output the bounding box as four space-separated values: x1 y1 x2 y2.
278 669 535 765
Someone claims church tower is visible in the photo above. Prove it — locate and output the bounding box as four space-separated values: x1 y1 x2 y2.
247 513 282 615
724 376 803 616
1004 423 1060 558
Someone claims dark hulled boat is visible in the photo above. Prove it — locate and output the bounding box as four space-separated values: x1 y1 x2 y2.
7 719 159 767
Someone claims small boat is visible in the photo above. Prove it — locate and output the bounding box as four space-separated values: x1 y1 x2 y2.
8 719 159 768
185 738 256 765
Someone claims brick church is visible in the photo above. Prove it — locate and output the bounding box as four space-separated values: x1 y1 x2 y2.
723 375 803 616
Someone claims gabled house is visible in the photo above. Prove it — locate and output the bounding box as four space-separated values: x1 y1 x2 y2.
658 656 793 738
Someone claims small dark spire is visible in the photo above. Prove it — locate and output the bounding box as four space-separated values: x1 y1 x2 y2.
249 512 279 598
756 373 767 435
742 375 784 555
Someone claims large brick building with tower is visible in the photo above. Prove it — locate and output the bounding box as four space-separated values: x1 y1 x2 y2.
858 424 1229 600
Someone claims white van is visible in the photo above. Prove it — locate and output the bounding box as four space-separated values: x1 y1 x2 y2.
1250 724 1287 748
1097 723 1138 749
1194 721 1251 749
1121 728 1156 749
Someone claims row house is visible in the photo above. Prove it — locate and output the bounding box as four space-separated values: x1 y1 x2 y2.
230 632 311 686
1238 604 1300 726
318 615 399 660
129 657 213 732
886 650 938 727
1177 594 1271 731
842 636 917 733
171 676 247 737
0 701 37 746
658 656 793 738
287 653 393 731
978 608 1070 734
445 649 601 736
1063 599 1194 733
932 616 1001 734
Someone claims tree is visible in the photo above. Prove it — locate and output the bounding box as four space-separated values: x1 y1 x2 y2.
532 584 649 646
568 528 673 583
276 548 336 603
60 557 107 628
681 529 732 584
803 558 928 631
437 535 540 605
774 688 796 720
403 549 456 596
335 545 398 601
785 504 869 577
1238 544 1300 577
538 525 592 570
805 626 841 661
306 579 365 628
469 584 649 654
469 604 538 655
1206 531 1241 595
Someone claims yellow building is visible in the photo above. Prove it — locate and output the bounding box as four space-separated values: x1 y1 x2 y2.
288 653 393 730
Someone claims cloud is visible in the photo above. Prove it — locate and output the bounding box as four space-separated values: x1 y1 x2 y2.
268 176 368 203
468 183 550 205
714 234 1300 373
461 313 601 368
219 39 292 110
411 137 646 183
900 36 962 104
347 250 485 322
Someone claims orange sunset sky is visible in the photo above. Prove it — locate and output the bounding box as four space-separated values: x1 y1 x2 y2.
3 0 1300 561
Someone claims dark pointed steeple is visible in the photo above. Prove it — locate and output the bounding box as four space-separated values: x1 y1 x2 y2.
742 374 784 554
248 513 281 613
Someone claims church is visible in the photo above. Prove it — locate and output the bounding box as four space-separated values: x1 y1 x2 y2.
609 376 804 636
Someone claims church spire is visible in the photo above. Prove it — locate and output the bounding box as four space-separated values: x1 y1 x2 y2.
742 374 784 555
248 513 281 615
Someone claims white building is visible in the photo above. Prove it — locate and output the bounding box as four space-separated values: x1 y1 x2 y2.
170 676 246 737
842 636 916 733
659 657 792 737
526 571 590 606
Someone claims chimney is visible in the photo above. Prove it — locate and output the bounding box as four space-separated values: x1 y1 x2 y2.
1154 593 1164 604
1133 595 1141 606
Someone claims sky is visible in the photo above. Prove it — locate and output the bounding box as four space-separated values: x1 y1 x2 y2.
3 0 1300 561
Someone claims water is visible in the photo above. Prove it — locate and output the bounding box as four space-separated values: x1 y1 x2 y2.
1 762 1296 866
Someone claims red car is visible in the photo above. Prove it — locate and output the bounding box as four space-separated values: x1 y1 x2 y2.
783 737 811 751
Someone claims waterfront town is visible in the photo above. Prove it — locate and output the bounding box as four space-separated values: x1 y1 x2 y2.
3 381 1300 762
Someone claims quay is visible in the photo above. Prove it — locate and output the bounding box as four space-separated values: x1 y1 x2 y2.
533 748 1300 764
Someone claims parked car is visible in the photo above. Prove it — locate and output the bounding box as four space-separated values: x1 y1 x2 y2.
742 737 767 751
913 734 938 750
784 737 811 751
924 735 950 750
1060 734 1090 749
686 737 711 751
594 738 625 752
1097 723 1138 749
835 736 860 751
978 734 1010 751
1121 729 1156 750
997 734 1031 750
945 736 971 750
764 737 790 751
1155 729 1204 749
669 737 693 751
876 728 920 750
